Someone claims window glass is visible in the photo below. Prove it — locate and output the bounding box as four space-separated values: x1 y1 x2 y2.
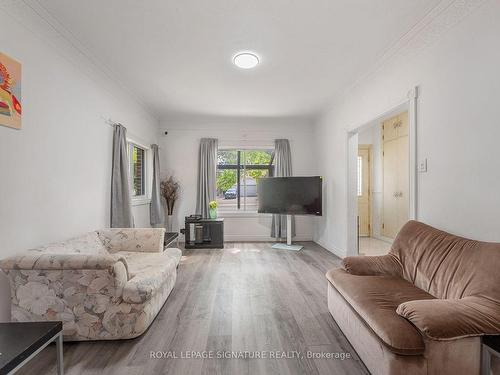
131 144 146 197
216 149 273 212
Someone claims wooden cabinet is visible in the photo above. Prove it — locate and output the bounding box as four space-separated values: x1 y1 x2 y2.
382 112 409 239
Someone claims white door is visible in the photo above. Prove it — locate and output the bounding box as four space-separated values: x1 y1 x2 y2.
382 112 409 239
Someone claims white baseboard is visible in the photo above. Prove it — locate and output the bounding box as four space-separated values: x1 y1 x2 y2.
314 238 347 259
371 234 393 244
223 235 313 242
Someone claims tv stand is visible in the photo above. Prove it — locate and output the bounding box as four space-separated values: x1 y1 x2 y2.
272 214 303 251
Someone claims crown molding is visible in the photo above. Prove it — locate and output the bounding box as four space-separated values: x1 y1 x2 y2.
319 0 488 115
0 0 159 122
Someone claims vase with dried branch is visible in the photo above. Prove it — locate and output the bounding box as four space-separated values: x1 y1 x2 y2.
160 176 180 231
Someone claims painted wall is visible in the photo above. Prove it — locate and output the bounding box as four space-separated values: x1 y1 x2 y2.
314 0 500 257
159 115 317 241
0 3 159 318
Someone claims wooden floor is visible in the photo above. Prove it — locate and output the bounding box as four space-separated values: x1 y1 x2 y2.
19 242 369 375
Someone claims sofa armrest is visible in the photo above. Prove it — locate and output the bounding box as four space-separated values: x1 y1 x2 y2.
342 254 402 277
396 296 500 340
97 228 166 253
0 252 128 273
122 275 162 304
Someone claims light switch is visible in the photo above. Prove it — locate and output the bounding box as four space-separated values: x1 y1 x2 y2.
418 158 427 173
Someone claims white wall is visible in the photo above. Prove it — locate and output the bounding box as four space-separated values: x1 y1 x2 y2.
314 0 500 257
160 115 317 241
0 3 159 317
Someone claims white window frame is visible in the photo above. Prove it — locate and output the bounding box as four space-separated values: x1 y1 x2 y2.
127 138 152 206
216 147 274 217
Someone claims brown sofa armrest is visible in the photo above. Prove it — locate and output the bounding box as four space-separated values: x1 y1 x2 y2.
396 296 500 340
342 254 402 277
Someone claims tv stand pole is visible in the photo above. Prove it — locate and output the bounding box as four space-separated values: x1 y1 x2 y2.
286 214 292 246
272 214 303 251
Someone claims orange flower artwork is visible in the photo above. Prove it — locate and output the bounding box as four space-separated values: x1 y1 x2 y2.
0 52 22 129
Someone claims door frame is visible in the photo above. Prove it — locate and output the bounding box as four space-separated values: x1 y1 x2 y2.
346 87 418 256
357 144 372 237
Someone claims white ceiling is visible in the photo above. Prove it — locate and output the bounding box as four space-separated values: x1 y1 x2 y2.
38 0 441 119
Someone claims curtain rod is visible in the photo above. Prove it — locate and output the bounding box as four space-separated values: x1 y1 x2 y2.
102 116 160 148
102 117 121 128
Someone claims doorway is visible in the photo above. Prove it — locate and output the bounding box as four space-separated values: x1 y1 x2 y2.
347 87 418 257
357 145 371 237
357 112 409 255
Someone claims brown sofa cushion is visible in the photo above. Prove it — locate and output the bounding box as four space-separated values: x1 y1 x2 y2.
391 221 500 301
397 296 500 340
342 254 403 277
326 268 435 355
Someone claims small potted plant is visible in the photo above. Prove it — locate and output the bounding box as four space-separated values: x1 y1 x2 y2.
209 200 218 219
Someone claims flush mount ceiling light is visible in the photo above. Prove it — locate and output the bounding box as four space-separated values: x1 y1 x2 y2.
233 52 260 69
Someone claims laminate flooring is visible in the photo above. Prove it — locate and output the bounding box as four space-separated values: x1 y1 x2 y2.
18 242 369 375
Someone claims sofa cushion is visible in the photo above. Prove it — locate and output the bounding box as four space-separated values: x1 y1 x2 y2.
97 228 165 253
326 268 435 355
31 232 109 255
120 251 178 303
391 221 500 300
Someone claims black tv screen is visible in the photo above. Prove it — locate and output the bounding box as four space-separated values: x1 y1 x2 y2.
257 176 323 216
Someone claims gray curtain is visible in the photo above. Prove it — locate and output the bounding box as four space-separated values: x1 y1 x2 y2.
196 138 218 218
271 139 295 238
150 144 164 227
110 124 134 228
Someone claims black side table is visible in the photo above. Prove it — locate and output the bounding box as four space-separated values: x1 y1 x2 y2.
482 335 500 375
184 218 224 249
0 321 63 375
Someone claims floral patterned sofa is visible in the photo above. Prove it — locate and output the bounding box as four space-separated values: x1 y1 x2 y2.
0 228 181 341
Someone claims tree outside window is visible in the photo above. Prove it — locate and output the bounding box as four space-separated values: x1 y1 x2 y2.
216 149 273 212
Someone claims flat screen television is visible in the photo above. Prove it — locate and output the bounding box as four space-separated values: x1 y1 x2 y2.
257 176 322 216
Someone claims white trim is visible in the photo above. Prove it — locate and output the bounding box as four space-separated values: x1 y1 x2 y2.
371 234 394 244
318 0 487 116
346 132 359 257
13 0 157 119
218 211 271 218
223 234 313 242
127 136 151 151
314 238 347 259
131 197 151 206
127 139 152 205
407 87 419 220
346 87 418 256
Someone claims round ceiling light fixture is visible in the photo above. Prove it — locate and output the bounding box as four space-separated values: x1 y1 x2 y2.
233 52 260 69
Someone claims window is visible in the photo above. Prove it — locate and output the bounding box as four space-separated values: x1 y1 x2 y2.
130 143 146 197
216 149 274 212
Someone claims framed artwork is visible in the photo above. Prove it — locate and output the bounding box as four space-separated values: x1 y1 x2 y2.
0 52 22 129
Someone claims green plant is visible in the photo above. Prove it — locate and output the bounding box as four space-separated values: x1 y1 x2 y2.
216 169 237 193
209 200 218 209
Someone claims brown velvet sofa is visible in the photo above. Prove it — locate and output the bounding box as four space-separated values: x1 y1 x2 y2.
326 220 500 375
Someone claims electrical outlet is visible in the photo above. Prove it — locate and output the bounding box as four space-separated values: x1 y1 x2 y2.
418 158 427 173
